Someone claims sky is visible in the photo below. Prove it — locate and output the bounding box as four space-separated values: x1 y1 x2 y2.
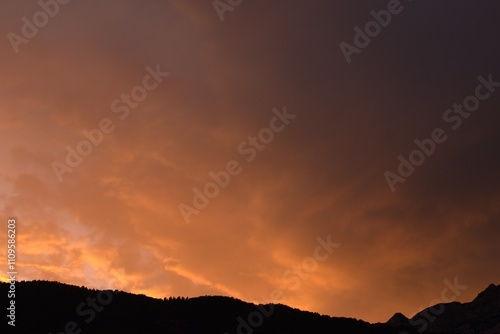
1 0 499 324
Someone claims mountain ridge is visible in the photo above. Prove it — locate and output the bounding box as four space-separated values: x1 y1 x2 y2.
1 281 498 334
386 283 500 334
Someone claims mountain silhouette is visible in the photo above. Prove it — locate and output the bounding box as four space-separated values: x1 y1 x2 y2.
387 283 500 334
387 312 409 327
1 281 498 334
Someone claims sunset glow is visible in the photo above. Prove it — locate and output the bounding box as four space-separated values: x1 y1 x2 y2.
1 1 499 324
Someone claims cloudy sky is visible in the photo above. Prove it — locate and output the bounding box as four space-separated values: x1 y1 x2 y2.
1 0 499 323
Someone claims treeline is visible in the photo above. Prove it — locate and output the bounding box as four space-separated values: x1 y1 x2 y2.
163 296 189 301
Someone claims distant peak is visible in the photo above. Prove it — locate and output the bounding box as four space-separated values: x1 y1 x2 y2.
472 283 500 305
481 283 499 294
387 312 409 327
